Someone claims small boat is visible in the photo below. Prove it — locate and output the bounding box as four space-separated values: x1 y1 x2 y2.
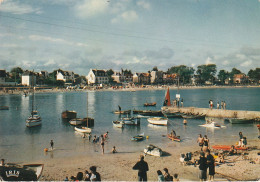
0 106 9 110
140 110 164 116
144 102 156 107
112 120 124 128
75 126 92 133
228 118 254 124
212 145 248 151
114 110 131 115
121 117 140 125
26 110 42 127
144 144 162 157
147 117 168 126
182 114 206 119
131 133 145 141
199 122 226 128
162 111 183 118
23 164 44 180
61 110 77 120
167 134 181 142
69 118 84 125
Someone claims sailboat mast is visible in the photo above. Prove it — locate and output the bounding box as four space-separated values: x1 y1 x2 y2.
31 71 35 116
86 91 89 127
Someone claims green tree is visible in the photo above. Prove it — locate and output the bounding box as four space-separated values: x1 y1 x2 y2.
10 67 24 83
218 69 230 84
167 65 194 84
106 69 114 76
152 66 158 71
248 68 260 83
196 64 217 84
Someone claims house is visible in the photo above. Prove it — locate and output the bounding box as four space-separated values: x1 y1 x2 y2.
22 71 36 86
39 71 49 78
163 73 178 84
133 73 151 84
151 71 163 84
56 69 74 83
112 71 133 83
0 70 6 83
233 74 247 84
86 69 109 85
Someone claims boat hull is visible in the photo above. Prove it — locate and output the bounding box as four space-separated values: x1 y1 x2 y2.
112 121 124 128
144 145 162 157
147 117 168 126
212 145 248 151
114 110 131 115
74 126 91 133
61 110 77 119
122 117 140 125
167 134 181 142
26 117 42 127
69 118 83 125
228 118 253 124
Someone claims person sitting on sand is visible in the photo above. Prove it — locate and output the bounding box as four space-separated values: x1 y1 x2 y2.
111 146 117 153
173 173 179 182
242 137 247 147
163 168 172 181
0 159 5 166
229 145 237 156
89 166 101 181
64 176 69 181
157 170 165 182
216 152 225 163
84 170 91 181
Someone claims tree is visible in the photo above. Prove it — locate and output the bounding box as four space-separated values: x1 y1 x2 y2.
248 68 260 83
167 65 194 84
218 69 230 84
196 64 217 84
152 66 158 71
229 68 242 84
10 67 24 83
106 69 114 76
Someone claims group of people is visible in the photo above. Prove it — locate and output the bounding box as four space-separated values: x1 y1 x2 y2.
209 100 226 110
197 149 215 181
132 155 179 182
238 132 247 147
197 134 210 152
173 98 184 108
64 166 101 181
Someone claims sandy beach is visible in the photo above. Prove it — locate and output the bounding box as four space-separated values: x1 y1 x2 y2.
22 139 260 181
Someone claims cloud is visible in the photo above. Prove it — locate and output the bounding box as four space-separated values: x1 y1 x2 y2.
240 60 252 67
74 0 109 18
112 10 138 23
137 0 151 10
0 0 41 14
205 56 214 64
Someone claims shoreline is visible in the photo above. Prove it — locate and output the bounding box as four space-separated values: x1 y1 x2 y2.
0 85 259 96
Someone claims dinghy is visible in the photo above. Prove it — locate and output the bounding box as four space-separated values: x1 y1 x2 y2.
167 134 181 142
144 144 162 157
199 122 226 128
74 126 91 133
131 133 145 141
147 117 168 126
112 120 124 128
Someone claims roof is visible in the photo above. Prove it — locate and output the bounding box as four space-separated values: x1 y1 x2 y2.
92 69 107 77
234 74 246 79
57 69 74 76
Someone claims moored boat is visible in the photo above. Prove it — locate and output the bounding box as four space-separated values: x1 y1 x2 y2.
131 133 145 141
121 117 140 125
69 118 84 126
212 145 248 151
74 126 92 133
23 164 44 180
138 110 163 116
144 102 156 107
61 110 77 120
114 110 131 115
199 122 226 128
182 114 206 119
0 106 9 110
167 134 181 142
144 144 162 157
228 118 254 124
112 120 124 128
147 117 168 126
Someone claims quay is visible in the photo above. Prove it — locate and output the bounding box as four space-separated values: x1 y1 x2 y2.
161 106 260 120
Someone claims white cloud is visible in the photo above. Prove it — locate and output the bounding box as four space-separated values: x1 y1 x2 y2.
205 56 214 64
137 0 151 10
0 0 41 14
121 10 138 22
223 60 229 65
74 0 108 18
240 60 252 67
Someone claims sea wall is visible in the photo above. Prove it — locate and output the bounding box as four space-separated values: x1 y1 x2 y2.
161 106 260 120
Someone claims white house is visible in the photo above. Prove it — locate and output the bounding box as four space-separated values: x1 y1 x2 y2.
22 71 36 86
151 71 163 84
86 69 109 85
56 69 74 82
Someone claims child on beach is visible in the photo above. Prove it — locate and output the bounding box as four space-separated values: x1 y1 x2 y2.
242 137 247 147
111 146 117 153
173 173 179 182
157 170 165 182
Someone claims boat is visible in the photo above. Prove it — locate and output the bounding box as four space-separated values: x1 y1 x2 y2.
74 126 92 133
199 122 226 128
147 117 168 126
167 134 181 142
162 111 183 118
182 114 206 119
163 87 171 106
26 86 42 127
0 106 9 110
0 163 44 181
144 102 156 107
114 110 131 115
121 117 140 125
131 133 145 141
228 118 254 124
144 144 163 157
140 110 164 116
61 110 77 120
112 120 124 128
69 118 84 125
212 145 248 151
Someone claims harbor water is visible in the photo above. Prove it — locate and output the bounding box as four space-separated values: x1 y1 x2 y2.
0 87 259 162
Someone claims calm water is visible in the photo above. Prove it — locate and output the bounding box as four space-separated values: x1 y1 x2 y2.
0 88 259 162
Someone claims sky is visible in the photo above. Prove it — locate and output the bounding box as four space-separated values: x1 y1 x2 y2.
0 0 260 75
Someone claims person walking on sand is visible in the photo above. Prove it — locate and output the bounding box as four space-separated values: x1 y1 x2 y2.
206 149 215 182
50 140 54 150
197 134 204 151
197 152 207 181
100 135 105 154
133 155 149 181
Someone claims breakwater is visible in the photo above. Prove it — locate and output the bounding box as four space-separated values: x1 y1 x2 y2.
161 106 260 120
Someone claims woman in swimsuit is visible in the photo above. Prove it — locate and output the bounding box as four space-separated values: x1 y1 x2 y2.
203 135 209 152
100 135 105 155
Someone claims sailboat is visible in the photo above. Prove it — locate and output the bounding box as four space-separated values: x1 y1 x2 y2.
163 87 171 106
26 86 42 127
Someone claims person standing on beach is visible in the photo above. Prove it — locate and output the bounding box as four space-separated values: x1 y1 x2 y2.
217 102 220 109
183 119 187 125
203 135 209 152
239 132 243 141
133 155 149 181
197 152 207 181
181 98 184 107
206 149 215 182
221 101 223 109
50 140 54 150
100 135 105 155
223 101 226 110
197 134 204 151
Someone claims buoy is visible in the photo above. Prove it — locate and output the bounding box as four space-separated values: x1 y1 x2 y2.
146 136 149 139
44 148 48 152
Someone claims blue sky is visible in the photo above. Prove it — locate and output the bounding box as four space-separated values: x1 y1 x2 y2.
0 0 260 75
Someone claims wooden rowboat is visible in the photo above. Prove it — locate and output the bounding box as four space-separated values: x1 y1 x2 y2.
167 134 181 142
144 102 156 107
147 117 168 126
74 126 91 133
114 110 131 115
212 145 248 151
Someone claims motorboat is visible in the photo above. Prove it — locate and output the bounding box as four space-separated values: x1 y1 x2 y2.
112 120 124 128
199 121 226 128
228 118 254 124
26 110 42 127
144 102 156 107
69 118 84 126
74 126 92 133
144 144 162 157
121 117 140 125
131 133 145 141
147 117 168 126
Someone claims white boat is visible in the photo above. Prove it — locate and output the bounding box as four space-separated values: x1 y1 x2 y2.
199 122 226 128
75 126 92 133
112 120 124 128
147 117 168 126
122 117 140 125
69 118 84 125
144 144 163 157
228 118 253 124
23 164 44 180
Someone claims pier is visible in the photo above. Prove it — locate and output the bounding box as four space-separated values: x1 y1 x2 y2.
161 106 260 120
